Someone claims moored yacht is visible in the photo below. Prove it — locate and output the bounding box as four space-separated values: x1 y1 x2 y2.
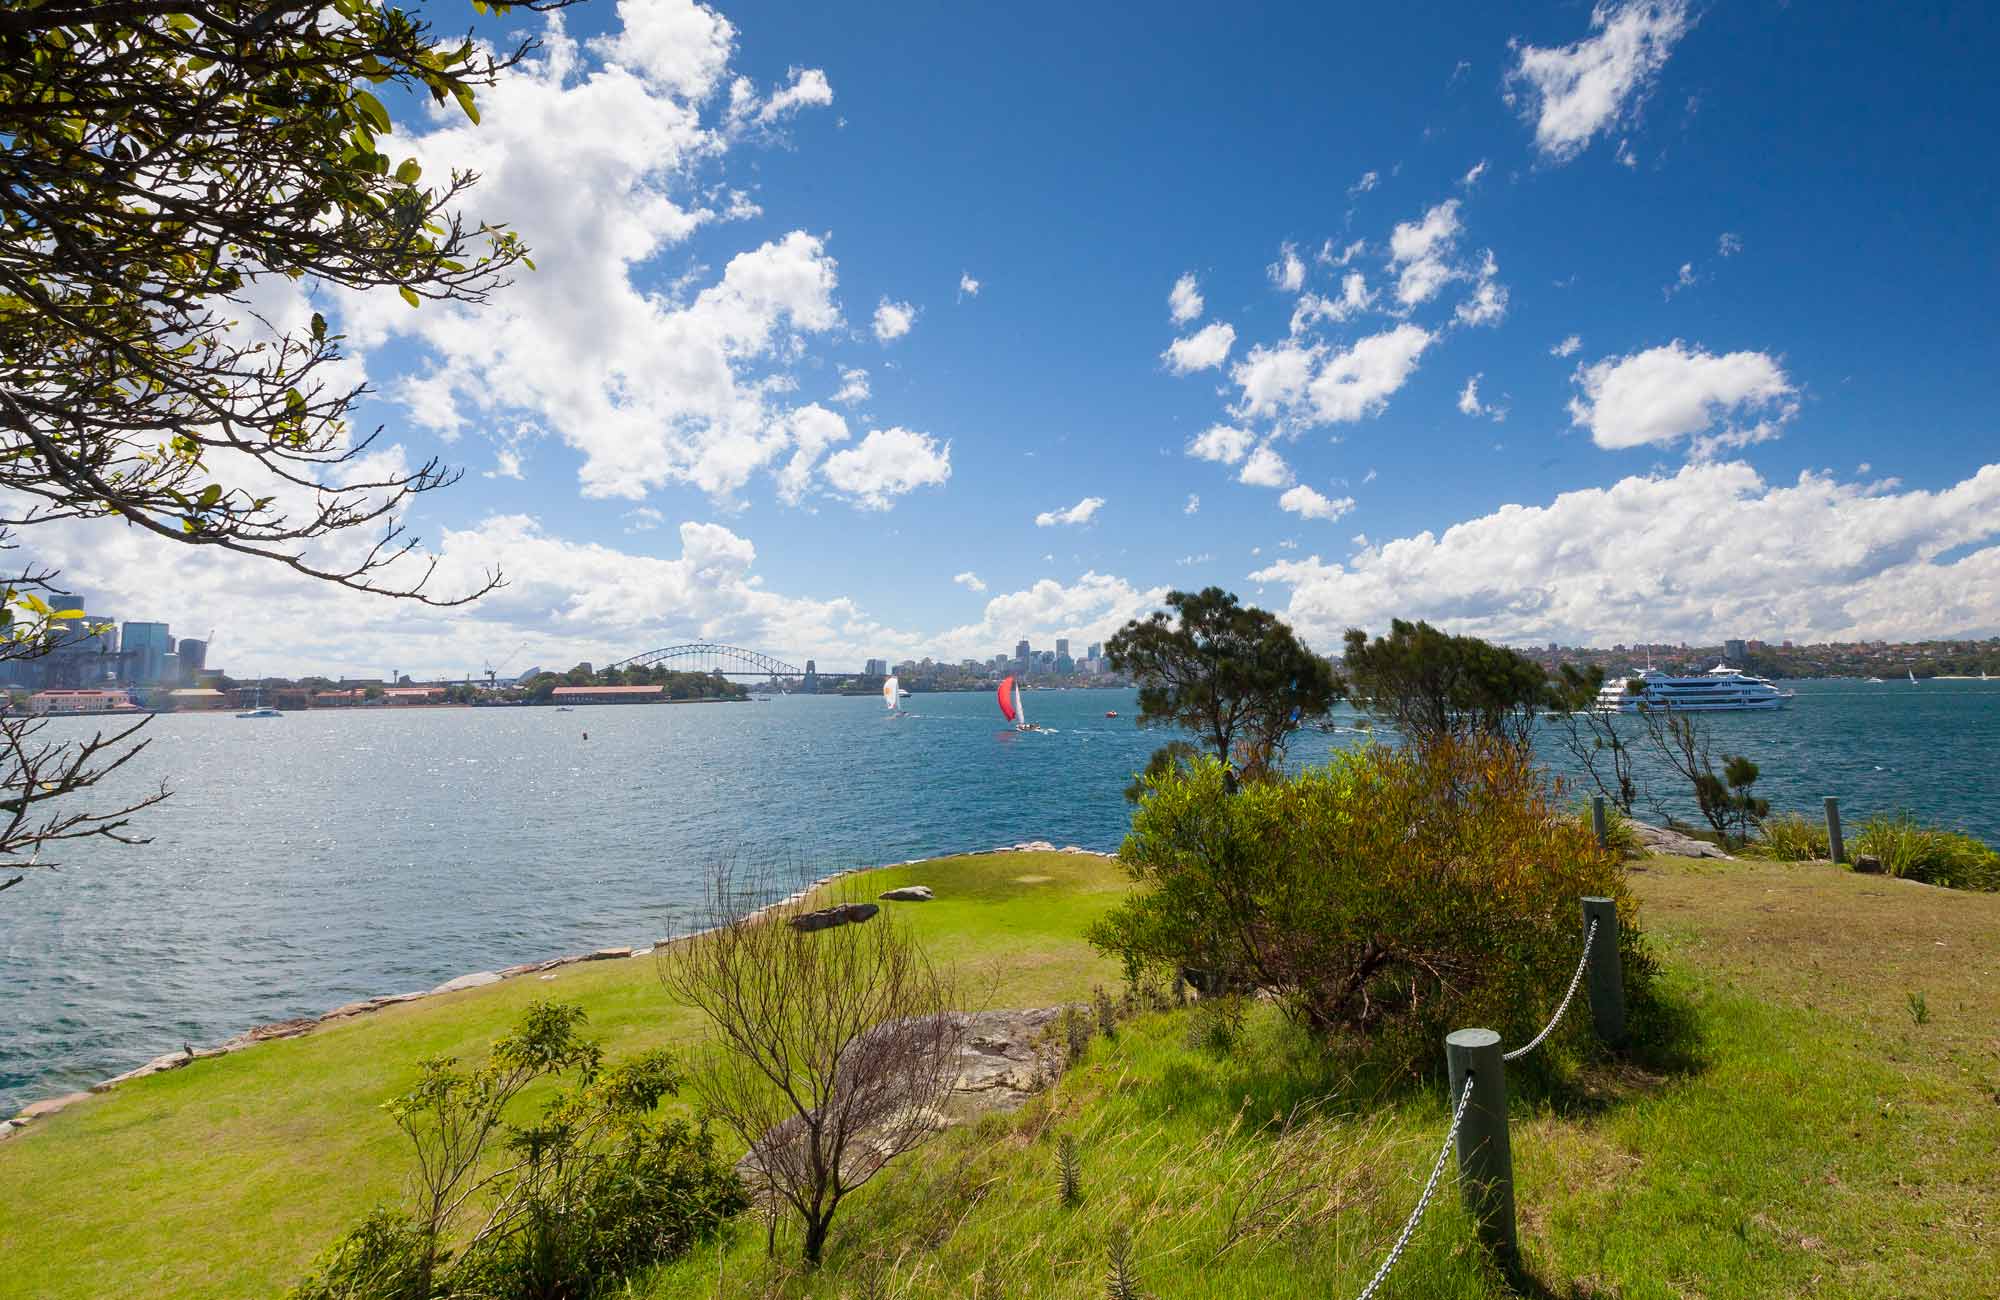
1594 663 1794 713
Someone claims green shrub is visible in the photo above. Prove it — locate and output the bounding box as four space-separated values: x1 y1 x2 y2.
1090 738 1638 1068
291 1005 745 1300
1183 995 1247 1057
1852 814 2000 891
291 1209 432 1300
1750 811 1829 862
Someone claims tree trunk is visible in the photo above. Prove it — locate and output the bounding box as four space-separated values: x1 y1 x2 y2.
803 1215 830 1268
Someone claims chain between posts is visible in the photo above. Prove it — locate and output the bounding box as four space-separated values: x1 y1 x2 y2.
1502 918 1598 1063
1350 1072 1477 1300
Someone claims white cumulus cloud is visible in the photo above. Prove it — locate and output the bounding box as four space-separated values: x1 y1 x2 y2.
831 366 870 405
1455 250 1509 327
1551 334 1583 357
1388 199 1464 307
822 426 951 508
348 5 851 507
958 271 981 299
1458 375 1487 417
1239 444 1294 489
872 297 917 342
953 571 987 592
1506 1 1692 163
1168 272 1204 325
1305 324 1435 425
1163 321 1237 375
1267 242 1307 293
1184 493 1201 515
1252 462 2000 647
1278 485 1356 522
1568 341 1797 455
1035 496 1106 527
1187 424 1255 464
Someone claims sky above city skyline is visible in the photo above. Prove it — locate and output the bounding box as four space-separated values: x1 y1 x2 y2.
31 0 2000 676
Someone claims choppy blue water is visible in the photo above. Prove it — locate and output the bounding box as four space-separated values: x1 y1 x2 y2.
3 678 1996 1113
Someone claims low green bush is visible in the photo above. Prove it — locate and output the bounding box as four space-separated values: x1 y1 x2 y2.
1091 738 1644 1071
1749 811 1829 862
1852 814 2000 891
291 1003 745 1300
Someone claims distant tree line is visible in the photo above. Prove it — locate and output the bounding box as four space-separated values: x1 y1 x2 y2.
521 664 748 702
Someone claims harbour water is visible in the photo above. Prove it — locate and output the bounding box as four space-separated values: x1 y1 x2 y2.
3 678 1996 1113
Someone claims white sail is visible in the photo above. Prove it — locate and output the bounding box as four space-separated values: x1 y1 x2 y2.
883 675 899 710
1016 680 1027 727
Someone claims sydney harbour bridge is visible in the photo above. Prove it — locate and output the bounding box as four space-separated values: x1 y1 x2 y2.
606 643 855 688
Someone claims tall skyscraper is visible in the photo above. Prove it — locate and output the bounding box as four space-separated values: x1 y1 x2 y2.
120 622 173 683
1055 638 1069 659
177 638 208 681
1014 638 1030 667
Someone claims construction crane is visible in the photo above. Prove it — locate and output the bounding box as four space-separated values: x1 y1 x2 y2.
485 639 532 688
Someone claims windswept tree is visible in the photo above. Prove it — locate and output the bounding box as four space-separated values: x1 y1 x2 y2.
1340 619 1550 753
1106 587 1340 781
1 2 558 895
661 872 964 1269
1546 663 1644 813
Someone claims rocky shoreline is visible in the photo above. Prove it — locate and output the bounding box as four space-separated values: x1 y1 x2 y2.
1 841 1111 1139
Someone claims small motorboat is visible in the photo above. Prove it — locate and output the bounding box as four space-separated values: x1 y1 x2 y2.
1104 710 1119 718
555 705 576 712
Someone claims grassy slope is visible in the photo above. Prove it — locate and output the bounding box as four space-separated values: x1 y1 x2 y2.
7 852 1997 1300
0 852 1129 1300
640 856 2000 1300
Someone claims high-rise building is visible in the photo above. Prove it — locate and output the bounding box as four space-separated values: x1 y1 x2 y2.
1723 638 1748 663
1055 638 1069 659
120 622 173 683
176 638 208 682
864 657 887 676
1087 642 1102 661
1014 639 1031 667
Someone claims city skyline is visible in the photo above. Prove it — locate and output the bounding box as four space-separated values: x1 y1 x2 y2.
12 0 1997 678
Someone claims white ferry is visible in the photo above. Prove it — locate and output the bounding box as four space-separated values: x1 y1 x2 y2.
1593 663 1795 713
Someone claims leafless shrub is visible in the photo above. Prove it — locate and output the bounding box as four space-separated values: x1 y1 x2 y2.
661 866 964 1268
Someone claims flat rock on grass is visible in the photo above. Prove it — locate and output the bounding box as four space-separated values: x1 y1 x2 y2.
879 885 933 901
1633 821 1735 860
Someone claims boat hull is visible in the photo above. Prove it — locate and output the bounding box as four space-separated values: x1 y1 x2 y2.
1594 695 1792 713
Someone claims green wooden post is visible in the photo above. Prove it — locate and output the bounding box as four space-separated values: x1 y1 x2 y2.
1445 1028 1516 1261
1823 796 1845 864
1581 896 1627 1047
1591 796 1609 849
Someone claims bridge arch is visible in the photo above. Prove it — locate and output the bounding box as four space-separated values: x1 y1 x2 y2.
607 643 803 677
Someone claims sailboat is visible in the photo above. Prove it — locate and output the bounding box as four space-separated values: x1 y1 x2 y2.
236 683 282 719
1910 669 1919 684
882 674 901 716
996 675 1035 732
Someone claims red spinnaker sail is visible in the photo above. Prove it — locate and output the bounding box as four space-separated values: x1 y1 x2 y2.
996 675 1018 722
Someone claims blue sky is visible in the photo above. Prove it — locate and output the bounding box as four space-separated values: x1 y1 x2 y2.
46 1 2000 675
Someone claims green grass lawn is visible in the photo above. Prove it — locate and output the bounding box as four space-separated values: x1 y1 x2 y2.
6 850 1996 1299
0 851 1129 1300
641 855 2000 1300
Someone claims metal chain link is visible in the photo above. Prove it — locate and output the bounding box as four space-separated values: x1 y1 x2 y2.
1351 1071 1477 1300
1502 918 1599 1063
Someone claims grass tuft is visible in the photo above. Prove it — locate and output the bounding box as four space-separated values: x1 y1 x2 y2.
1746 810 1829 861
1851 812 2000 890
